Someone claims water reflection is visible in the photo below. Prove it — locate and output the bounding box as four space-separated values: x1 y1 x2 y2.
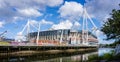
0 51 98 62
33 52 98 62
0 48 114 62
98 48 114 56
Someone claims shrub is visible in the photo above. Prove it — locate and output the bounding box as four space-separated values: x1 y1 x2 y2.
103 53 113 60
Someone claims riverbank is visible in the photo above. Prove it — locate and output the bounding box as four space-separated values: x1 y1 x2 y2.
87 50 120 62
0 48 97 59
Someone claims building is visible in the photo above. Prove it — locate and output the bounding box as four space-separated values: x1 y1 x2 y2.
29 29 98 46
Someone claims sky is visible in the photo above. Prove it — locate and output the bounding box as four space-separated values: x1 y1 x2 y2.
0 0 120 44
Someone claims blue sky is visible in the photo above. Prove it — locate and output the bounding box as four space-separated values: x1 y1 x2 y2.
0 0 120 44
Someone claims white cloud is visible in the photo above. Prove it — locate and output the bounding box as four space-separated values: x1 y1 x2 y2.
72 21 81 30
15 32 26 41
0 21 5 28
29 20 38 25
40 19 53 25
33 0 63 7
85 0 120 22
46 0 63 7
0 0 63 22
17 32 22 35
17 8 42 17
28 19 53 25
58 1 83 21
12 16 24 23
95 30 103 37
74 21 81 27
51 20 73 30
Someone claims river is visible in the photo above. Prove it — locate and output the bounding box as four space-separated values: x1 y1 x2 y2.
0 48 114 62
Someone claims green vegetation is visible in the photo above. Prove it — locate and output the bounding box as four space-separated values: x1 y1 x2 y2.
101 4 120 45
99 41 120 48
99 4 120 48
88 54 102 61
0 41 10 45
104 41 120 47
87 51 120 62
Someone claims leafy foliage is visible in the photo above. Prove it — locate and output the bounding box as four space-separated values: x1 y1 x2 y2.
101 5 120 42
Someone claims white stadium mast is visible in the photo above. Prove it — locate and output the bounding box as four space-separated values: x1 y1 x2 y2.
36 22 41 45
82 7 97 45
16 19 38 42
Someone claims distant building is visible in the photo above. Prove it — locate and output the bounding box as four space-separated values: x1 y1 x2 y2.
29 29 98 45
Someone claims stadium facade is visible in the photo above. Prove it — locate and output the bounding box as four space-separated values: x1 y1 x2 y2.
29 29 98 45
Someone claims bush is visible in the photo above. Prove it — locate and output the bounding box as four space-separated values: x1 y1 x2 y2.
103 53 113 60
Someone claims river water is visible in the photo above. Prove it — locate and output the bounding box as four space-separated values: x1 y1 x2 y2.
0 48 114 62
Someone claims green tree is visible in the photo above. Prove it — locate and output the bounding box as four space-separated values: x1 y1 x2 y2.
101 5 120 42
